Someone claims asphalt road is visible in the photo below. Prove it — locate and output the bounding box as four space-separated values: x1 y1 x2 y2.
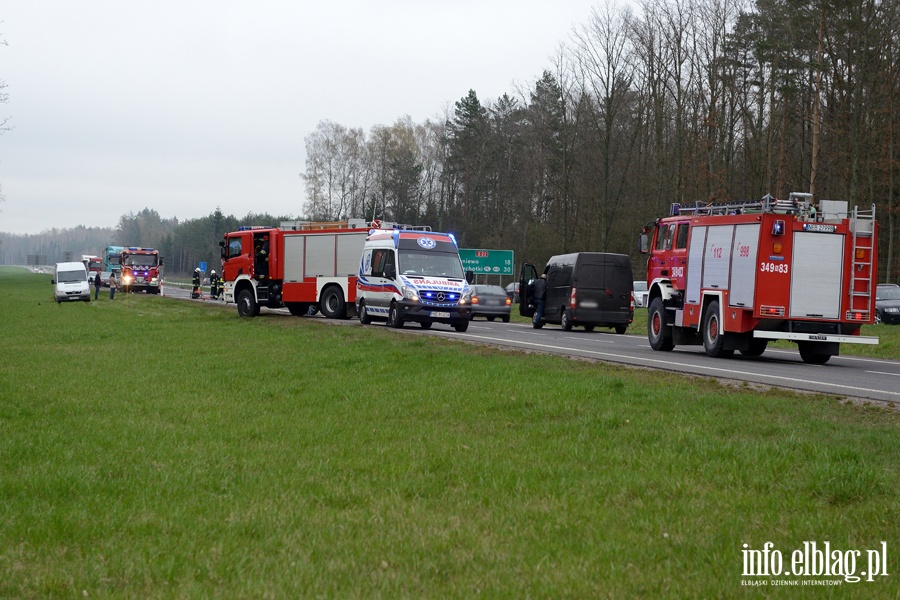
162 284 900 405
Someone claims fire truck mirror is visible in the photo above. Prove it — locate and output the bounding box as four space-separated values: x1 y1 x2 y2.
638 232 650 254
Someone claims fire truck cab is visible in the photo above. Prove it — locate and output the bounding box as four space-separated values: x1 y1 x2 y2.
639 193 879 364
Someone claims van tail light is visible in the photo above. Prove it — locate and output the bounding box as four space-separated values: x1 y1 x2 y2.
570 288 577 309
630 292 635 310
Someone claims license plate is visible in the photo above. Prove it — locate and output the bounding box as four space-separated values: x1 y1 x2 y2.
580 301 598 308
431 311 450 318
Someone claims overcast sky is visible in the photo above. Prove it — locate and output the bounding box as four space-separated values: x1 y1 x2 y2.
0 1 602 235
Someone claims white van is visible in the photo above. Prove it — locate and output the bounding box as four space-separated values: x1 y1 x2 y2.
52 262 91 303
356 229 473 332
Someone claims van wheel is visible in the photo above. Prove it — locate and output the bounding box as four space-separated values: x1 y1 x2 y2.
420 321 432 329
358 302 372 325
387 302 404 329
502 316 510 323
703 300 733 358
454 321 469 332
320 287 346 319
561 309 573 331
615 325 627 335
584 325 594 332
648 298 674 351
237 289 259 317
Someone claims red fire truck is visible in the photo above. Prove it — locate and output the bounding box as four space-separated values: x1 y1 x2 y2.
119 247 163 294
639 193 878 364
220 219 372 318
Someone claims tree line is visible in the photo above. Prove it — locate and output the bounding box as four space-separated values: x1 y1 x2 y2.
301 0 900 281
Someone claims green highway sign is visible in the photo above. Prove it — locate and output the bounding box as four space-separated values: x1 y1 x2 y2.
459 248 514 275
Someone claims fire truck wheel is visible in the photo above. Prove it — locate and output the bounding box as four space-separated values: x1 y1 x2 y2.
320 287 346 319
237 289 259 317
702 300 734 358
358 302 372 325
387 302 405 329
561 309 574 331
798 342 831 364
648 298 674 351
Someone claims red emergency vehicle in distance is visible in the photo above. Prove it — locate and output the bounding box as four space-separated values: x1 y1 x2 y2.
119 247 163 294
639 192 879 364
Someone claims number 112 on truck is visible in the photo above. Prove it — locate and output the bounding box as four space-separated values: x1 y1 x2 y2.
638 193 878 364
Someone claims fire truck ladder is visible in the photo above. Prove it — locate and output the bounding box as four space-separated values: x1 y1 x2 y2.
671 193 813 217
848 204 876 320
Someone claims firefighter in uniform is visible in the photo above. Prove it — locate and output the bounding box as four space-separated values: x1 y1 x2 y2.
191 267 201 299
210 270 220 299
255 235 269 280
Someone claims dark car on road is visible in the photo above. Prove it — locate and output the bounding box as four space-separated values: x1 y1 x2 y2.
471 285 511 322
505 282 519 303
875 283 900 324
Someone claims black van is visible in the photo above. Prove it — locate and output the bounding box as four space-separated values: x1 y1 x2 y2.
519 252 634 332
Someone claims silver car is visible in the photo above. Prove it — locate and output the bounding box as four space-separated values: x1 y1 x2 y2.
633 280 649 308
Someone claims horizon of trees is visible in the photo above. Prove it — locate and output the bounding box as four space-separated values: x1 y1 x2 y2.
2 0 899 283
301 0 900 282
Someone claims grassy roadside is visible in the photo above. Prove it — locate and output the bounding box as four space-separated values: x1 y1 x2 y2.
1 267 897 597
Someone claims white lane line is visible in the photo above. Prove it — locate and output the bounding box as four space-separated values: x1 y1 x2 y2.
454 332 900 398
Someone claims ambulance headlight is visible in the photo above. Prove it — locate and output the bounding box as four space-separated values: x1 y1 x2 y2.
459 291 472 305
402 286 420 302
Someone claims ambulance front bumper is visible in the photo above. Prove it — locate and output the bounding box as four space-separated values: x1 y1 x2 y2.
397 300 471 324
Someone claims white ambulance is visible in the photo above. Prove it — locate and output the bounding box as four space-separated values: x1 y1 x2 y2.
356 228 473 332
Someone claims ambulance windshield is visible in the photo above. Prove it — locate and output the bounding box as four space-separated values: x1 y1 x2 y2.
398 250 465 279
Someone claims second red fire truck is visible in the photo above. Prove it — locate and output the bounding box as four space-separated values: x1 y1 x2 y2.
119 247 163 294
639 193 878 364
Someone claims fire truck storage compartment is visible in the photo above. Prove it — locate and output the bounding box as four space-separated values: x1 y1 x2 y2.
292 233 364 280
685 224 760 309
790 232 843 319
729 224 760 308
283 235 305 283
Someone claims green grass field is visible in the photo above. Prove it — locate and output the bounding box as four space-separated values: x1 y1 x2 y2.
1 267 897 598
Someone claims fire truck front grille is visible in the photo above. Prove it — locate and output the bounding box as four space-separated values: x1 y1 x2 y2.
418 290 461 306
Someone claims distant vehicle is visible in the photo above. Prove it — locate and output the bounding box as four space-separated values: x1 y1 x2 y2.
104 245 124 275
470 285 511 322
519 252 634 333
875 283 900 325
81 255 104 276
99 271 112 288
52 262 91 303
633 280 649 308
119 247 163 294
505 282 520 303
